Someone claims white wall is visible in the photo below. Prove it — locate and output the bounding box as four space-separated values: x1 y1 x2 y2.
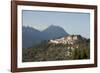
0 0 99 73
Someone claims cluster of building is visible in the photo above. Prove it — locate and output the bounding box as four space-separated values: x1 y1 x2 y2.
49 35 81 45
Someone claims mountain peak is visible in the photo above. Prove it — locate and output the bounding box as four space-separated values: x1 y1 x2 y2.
22 26 41 32
49 25 60 28
43 25 69 39
43 25 68 35
22 25 69 48
46 25 64 31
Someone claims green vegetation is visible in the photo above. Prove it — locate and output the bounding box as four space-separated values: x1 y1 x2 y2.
22 38 90 62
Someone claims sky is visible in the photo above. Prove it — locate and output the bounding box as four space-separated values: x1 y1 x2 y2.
22 10 90 38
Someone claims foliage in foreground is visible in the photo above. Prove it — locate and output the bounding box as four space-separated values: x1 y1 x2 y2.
22 39 90 62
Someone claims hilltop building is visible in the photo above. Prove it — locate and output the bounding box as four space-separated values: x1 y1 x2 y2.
49 35 81 45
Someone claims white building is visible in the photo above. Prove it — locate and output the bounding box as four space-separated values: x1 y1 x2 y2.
49 35 80 45
73 36 78 40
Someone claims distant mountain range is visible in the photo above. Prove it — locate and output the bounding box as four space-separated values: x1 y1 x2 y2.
22 25 69 48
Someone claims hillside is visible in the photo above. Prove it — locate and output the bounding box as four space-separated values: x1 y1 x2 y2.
22 35 90 62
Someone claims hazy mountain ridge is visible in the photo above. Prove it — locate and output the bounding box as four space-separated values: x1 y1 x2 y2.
22 25 69 48
43 25 68 39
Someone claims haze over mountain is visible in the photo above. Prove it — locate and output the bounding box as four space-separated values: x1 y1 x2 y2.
22 25 69 48
43 25 68 39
